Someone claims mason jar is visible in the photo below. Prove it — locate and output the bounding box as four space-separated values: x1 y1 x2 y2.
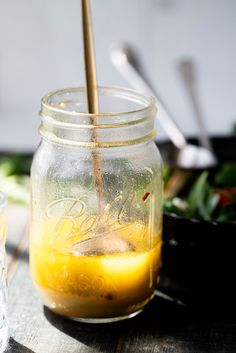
30 86 163 323
0 192 8 351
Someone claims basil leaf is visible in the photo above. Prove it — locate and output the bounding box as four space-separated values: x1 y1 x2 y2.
215 163 236 187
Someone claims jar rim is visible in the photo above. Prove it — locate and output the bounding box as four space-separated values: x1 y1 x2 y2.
40 86 157 147
41 85 156 119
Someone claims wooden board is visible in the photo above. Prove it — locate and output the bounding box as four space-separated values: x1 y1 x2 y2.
3 205 236 353
6 205 29 281
6 246 236 353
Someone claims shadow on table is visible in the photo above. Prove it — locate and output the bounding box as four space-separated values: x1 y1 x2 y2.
44 296 221 353
6 337 35 353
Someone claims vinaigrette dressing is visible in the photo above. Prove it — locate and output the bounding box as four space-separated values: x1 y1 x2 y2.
30 220 162 318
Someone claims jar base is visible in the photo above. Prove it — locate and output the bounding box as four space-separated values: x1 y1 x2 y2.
49 308 143 324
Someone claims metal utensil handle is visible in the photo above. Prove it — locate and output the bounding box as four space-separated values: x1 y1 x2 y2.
178 60 213 152
111 45 186 150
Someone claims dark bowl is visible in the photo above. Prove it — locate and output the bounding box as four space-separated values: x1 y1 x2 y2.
157 136 236 308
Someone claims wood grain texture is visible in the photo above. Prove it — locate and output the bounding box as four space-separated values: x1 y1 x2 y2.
6 244 236 353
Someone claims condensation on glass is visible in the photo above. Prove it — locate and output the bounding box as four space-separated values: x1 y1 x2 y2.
30 86 163 323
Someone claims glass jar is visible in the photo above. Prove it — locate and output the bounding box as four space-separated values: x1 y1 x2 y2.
0 192 8 351
30 86 163 323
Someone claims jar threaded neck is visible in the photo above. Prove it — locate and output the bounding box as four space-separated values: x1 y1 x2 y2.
40 86 156 147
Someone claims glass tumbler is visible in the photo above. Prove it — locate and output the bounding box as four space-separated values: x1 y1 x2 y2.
30 86 163 323
0 193 8 351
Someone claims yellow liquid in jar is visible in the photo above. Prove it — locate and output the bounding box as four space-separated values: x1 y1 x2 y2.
30 220 162 319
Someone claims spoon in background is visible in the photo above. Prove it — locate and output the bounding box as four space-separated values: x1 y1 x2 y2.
110 43 217 169
178 59 214 153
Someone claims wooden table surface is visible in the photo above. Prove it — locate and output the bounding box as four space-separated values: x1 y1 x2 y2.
5 205 236 353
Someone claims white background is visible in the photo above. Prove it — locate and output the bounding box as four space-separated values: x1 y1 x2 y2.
0 0 235 151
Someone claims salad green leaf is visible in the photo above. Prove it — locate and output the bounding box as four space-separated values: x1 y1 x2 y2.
164 163 236 223
214 163 236 187
0 155 31 205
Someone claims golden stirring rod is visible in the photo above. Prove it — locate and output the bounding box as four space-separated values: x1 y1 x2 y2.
81 0 104 211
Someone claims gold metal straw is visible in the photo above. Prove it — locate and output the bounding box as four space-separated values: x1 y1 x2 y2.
81 0 104 211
